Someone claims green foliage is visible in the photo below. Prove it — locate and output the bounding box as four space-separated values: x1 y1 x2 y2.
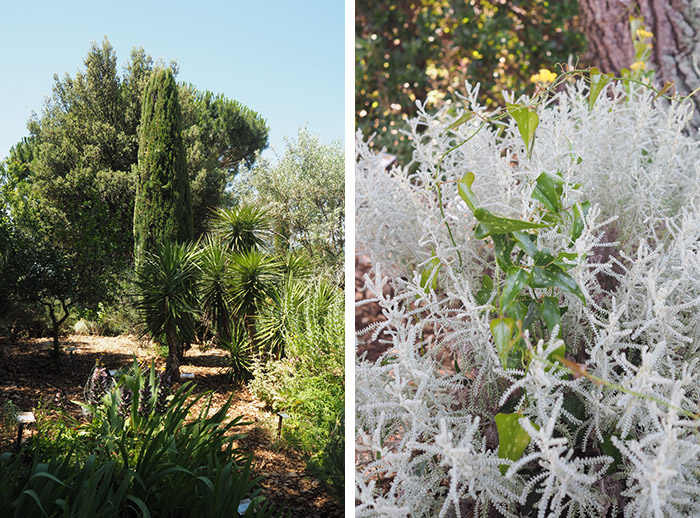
308 411 344 503
459 170 587 371
133 67 193 272
250 279 344 476
495 412 536 475
227 249 280 348
355 0 585 162
134 241 199 380
0 399 19 446
196 236 233 340
0 38 269 337
1 360 278 517
219 324 254 385
232 129 344 273
211 205 271 253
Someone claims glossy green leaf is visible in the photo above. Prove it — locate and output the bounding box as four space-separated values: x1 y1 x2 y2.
420 252 441 293
446 112 474 131
506 102 539 158
495 413 533 475
508 300 528 323
571 201 591 242
491 317 516 367
540 296 561 335
474 222 490 239
589 67 613 111
475 274 494 305
553 251 578 271
534 247 556 267
500 267 530 312
531 266 586 303
532 172 563 213
473 208 549 236
492 233 515 271
548 341 566 364
512 231 538 258
524 301 539 329
457 172 478 213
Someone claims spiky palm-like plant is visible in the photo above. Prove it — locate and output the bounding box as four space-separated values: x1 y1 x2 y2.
211 205 271 253
227 249 279 353
134 241 199 382
255 274 308 360
196 236 232 342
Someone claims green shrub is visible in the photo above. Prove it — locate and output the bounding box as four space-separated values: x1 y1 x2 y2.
250 279 343 498
308 410 344 503
1 359 279 517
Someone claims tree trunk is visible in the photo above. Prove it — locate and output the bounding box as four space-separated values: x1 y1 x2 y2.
578 0 700 132
44 299 71 362
165 324 181 383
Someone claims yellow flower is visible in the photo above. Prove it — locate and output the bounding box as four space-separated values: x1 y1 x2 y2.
630 61 646 72
636 28 653 39
530 68 557 85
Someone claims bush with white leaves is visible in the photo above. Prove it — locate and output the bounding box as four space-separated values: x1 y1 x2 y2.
356 74 700 517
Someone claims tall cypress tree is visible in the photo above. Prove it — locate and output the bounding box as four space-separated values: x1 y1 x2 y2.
133 67 193 271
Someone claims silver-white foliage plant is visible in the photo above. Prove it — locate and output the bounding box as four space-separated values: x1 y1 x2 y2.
356 78 700 517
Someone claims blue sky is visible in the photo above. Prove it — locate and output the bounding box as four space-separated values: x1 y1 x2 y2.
0 0 344 162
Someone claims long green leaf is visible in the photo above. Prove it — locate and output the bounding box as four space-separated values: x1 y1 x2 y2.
492 234 515 271
490 317 515 367
530 266 586 303
457 172 478 213
495 413 532 475
589 67 613 111
512 231 538 258
539 296 562 335
500 267 530 312
473 208 549 236
532 172 562 213
506 103 539 158
420 252 441 293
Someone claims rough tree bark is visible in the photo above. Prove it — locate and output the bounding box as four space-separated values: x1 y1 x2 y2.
578 0 700 132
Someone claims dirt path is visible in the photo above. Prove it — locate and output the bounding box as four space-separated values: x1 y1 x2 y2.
0 334 341 517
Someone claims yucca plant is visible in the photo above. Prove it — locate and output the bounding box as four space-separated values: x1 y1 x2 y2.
255 273 308 360
211 205 271 253
227 249 280 352
196 235 232 341
220 322 254 385
134 240 199 382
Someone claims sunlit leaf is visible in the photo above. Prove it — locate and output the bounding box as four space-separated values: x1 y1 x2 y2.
589 67 613 111
446 112 473 131
457 172 478 213
506 103 539 158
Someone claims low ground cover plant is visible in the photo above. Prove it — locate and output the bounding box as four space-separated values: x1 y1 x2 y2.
356 69 700 517
1 359 277 517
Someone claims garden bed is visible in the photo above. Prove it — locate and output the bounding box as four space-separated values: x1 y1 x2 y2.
0 334 341 518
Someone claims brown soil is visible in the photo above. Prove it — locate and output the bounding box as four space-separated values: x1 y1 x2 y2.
0 334 341 518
